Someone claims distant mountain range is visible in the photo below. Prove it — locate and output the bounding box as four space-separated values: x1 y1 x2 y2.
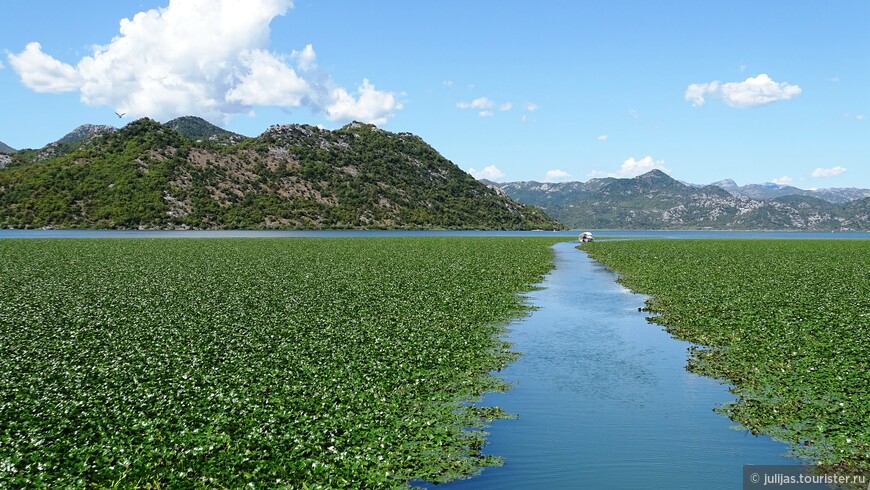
0 140 15 155
0 117 558 230
703 179 870 204
485 170 870 231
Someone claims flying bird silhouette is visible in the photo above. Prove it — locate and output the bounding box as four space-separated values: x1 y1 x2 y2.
115 112 126 118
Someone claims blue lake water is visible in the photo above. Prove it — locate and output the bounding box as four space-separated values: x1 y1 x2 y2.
418 241 810 489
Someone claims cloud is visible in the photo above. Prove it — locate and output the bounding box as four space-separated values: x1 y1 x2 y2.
772 176 794 185
0 60 4 70
520 103 537 123
597 134 608 142
8 42 82 92
442 80 454 88
857 115 865 121
545 169 572 182
457 97 493 110
615 156 669 177
7 0 400 125
811 166 847 178
590 156 670 179
325 79 402 126
684 81 719 107
225 49 309 106
457 96 512 117
291 44 317 72
468 165 504 180
685 74 801 108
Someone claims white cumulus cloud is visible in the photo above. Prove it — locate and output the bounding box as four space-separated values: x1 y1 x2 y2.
597 134 608 141
772 176 794 185
524 102 538 111
468 165 505 181
685 74 801 108
7 0 400 125
811 166 847 178
8 42 82 92
325 79 402 126
545 169 572 182
225 49 309 106
590 156 670 179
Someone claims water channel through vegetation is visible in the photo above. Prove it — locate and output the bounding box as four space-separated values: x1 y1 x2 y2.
424 241 803 489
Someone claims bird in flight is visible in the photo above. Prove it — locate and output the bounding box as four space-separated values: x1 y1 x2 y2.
115 112 126 118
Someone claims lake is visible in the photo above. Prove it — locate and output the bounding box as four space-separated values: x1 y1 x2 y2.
417 241 814 489
2 229 862 488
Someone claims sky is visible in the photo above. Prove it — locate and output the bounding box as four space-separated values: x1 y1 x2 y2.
1 0 868 188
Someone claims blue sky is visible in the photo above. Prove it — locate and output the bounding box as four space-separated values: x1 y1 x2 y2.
1 0 868 188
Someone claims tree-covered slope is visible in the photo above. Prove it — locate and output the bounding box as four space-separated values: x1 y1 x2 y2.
0 119 560 230
5 125 117 166
0 120 180 228
163 116 247 146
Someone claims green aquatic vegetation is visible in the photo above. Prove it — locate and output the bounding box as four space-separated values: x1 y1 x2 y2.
583 239 870 472
0 236 563 488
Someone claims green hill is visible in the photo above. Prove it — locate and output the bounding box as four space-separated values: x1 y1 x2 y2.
5 125 117 166
163 116 246 146
0 118 560 230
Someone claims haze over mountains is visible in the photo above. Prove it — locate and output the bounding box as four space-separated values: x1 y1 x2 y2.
702 179 870 204
485 171 870 231
0 117 557 230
